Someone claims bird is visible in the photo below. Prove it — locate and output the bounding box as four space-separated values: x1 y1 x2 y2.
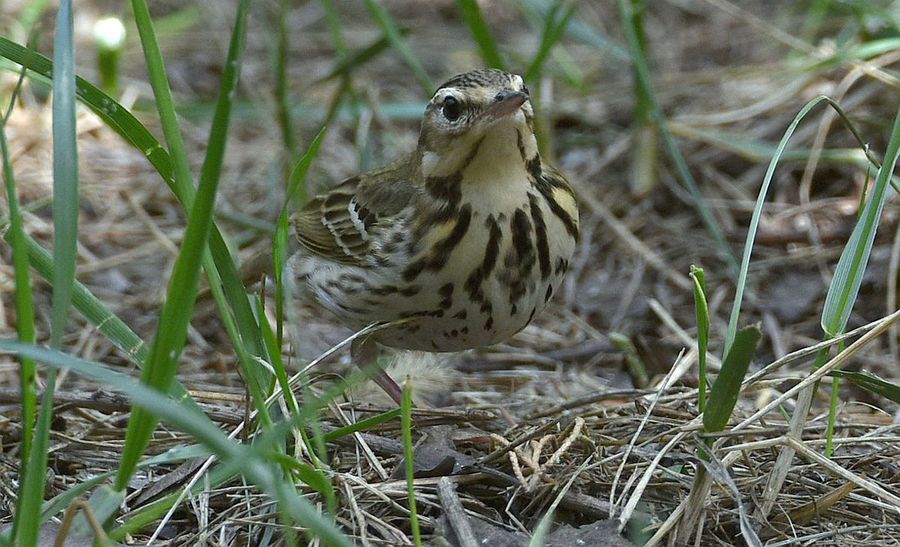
289 69 579 404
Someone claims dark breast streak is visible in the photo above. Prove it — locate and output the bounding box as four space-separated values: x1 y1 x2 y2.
528 193 551 280
402 204 472 281
533 174 578 240
504 207 536 312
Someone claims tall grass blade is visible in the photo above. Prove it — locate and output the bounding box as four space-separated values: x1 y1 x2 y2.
724 96 832 352
529 509 554 547
456 0 505 69
316 32 401 84
521 0 629 61
402 382 422 546
275 0 297 162
0 43 257 392
323 408 402 442
822 107 900 336
15 3 77 545
117 0 251 490
524 0 576 82
0 37 175 182
49 2 78 349
362 0 433 93
1 70 37 458
274 127 328 345
1 70 38 543
128 0 192 200
0 341 353 547
616 0 738 280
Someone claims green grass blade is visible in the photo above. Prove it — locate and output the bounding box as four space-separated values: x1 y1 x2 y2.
0 42 264 396
831 370 900 404
362 0 433 94
521 0 629 61
258 299 299 415
268 453 337 509
320 0 350 58
822 107 900 336
702 325 762 436
15 4 77 545
456 0 505 69
275 0 297 162
690 265 710 413
1 70 37 465
524 0 576 82
315 32 400 84
0 341 352 546
14 369 57 547
117 0 251 490
128 0 193 203
0 37 174 183
723 96 831 352
616 0 738 280
609 332 649 388
529 509 554 547
14 233 213 461
323 408 402 442
49 0 78 349
401 381 422 546
14 232 149 363
194 0 273 409
17 0 50 38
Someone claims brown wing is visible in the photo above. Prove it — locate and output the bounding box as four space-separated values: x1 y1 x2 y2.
291 155 419 265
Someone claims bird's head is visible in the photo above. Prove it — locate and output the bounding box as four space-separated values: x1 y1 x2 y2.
417 69 534 177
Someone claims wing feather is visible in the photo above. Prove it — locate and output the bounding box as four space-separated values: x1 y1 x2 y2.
291 155 419 265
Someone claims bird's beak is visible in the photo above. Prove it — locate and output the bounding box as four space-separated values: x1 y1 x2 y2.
479 90 528 121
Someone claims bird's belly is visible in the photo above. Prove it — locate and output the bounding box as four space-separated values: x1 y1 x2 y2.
375 268 567 352
297 189 575 352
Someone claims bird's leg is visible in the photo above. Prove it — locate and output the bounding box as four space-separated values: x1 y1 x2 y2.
350 337 404 405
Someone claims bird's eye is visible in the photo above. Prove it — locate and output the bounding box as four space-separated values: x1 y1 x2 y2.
442 96 461 122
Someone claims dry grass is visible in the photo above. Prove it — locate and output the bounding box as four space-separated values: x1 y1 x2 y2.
1 1 899 545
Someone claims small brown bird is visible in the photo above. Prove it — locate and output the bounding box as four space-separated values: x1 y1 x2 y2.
289 69 578 403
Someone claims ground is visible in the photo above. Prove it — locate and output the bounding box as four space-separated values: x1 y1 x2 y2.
0 1 899 545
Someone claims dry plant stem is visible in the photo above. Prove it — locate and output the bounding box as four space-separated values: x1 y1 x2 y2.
730 436 900 509
645 311 899 543
643 450 742 547
330 401 389 480
736 308 900 433
748 309 900 517
568 175 692 291
757 374 816 518
674 465 714 545
437 477 477 547
612 347 686 515
342 480 371 547
148 324 386 542
743 315 888 385
784 436 900 509
617 430 689 536
55 499 110 547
